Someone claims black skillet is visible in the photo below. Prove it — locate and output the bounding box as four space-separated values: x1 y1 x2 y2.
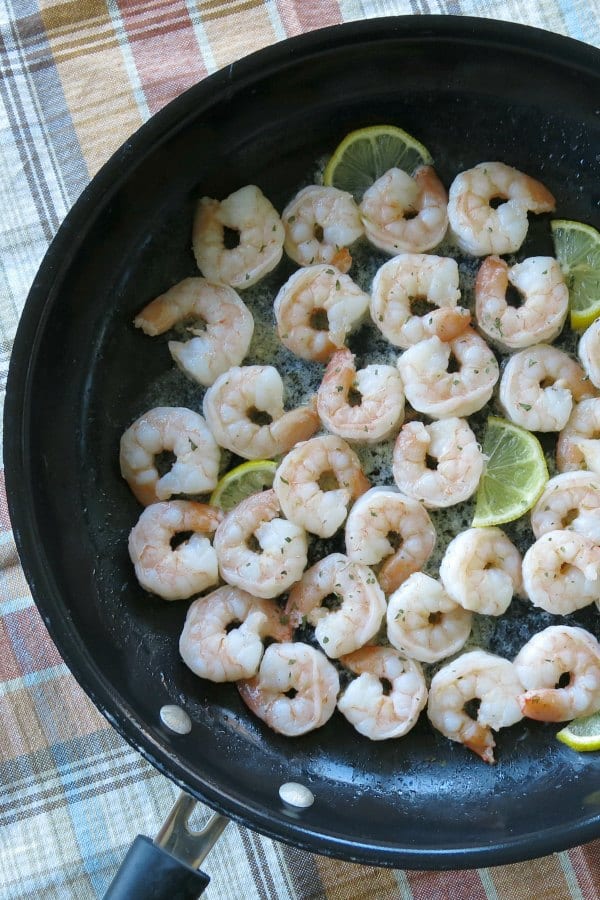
5 15 600 888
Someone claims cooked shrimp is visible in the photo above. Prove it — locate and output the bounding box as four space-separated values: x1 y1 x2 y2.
337 646 427 740
397 329 499 418
202 365 318 460
274 435 370 538
213 490 307 600
499 344 595 432
316 348 405 444
179 585 291 682
386 572 473 664
120 407 220 506
579 318 600 389
282 185 363 273
427 649 524 764
439 527 523 616
475 256 568 349
392 417 484 508
531 471 600 543
344 487 436 594
514 625 600 722
447 161 555 256
192 184 284 289
133 277 254 387
521 529 600 614
273 264 369 362
237 642 339 736
557 399 600 474
284 553 386 658
359 166 448 254
128 500 223 601
370 253 470 348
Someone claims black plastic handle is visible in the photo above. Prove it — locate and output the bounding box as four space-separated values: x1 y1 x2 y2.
104 834 210 900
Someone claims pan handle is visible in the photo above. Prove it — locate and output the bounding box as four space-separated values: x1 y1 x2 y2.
104 792 229 900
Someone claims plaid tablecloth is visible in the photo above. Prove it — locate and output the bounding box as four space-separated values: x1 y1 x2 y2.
2 1 600 897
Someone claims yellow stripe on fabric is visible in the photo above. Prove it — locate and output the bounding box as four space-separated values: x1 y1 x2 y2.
38 0 143 178
488 853 577 899
199 0 280 69
315 855 401 899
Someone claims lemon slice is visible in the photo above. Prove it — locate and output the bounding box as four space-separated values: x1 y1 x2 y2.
551 219 600 330
557 711 600 752
472 416 548 527
209 460 277 511
323 124 433 200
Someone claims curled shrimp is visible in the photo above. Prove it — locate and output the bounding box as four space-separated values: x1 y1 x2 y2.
499 344 596 432
427 649 524 764
370 253 470 348
531 471 600 543
344 487 436 594
359 166 448 254
337 646 427 740
192 184 284 289
273 264 369 362
282 185 363 272
119 407 220 506
238 642 340 736
392 417 484 508
213 489 307 600
521 529 600 615
128 500 223 601
386 572 472 665
285 553 386 658
397 329 499 419
514 626 600 722
274 434 370 538
202 365 318 460
557 399 600 475
447 161 555 256
579 318 600 389
475 256 568 349
179 585 291 682
133 277 254 387
316 348 405 444
439 526 523 616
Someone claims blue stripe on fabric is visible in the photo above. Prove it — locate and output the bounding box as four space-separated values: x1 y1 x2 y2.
0 663 68 697
556 0 585 42
50 730 167 897
0 593 33 615
4 0 89 209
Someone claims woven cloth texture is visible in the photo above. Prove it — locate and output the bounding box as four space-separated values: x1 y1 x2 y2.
2 1 600 897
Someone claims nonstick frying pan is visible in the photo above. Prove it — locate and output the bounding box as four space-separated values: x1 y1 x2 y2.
5 14 600 884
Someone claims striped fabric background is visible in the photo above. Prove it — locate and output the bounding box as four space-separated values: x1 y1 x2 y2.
2 1 600 897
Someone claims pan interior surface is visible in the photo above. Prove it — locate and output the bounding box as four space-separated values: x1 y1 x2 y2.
6 18 600 868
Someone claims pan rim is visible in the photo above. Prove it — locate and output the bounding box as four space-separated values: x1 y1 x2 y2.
5 14 600 869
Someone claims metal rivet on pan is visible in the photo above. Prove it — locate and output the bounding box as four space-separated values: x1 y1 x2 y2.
279 782 314 809
160 704 192 735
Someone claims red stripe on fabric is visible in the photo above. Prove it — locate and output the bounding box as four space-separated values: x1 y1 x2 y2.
0 618 21 681
572 842 600 898
275 0 342 36
406 868 488 900
0 469 11 530
3 605 63 675
117 0 208 114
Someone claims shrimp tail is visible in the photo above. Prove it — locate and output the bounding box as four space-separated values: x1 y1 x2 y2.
378 552 420 595
434 306 471 342
464 724 496 764
331 246 353 272
518 690 570 722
